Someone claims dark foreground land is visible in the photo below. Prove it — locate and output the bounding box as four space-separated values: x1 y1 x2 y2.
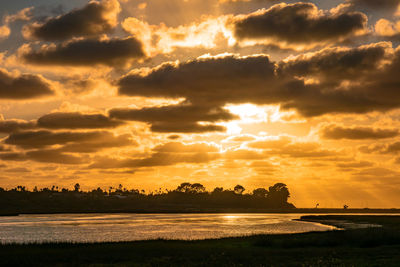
1 215 400 266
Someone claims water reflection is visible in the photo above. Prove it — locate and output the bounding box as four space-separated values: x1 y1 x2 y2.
0 213 335 244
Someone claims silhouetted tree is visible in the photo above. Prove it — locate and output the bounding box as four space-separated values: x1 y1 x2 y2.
268 183 290 205
176 182 192 193
191 183 206 193
74 183 80 192
212 187 224 194
253 188 268 198
0 181 296 214
234 185 245 195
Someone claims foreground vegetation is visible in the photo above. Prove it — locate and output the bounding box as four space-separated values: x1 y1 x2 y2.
0 182 295 215
1 215 400 266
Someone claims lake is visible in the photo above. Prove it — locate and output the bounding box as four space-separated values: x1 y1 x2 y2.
0 213 336 244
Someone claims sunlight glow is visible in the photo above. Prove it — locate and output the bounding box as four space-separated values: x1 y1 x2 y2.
225 104 267 124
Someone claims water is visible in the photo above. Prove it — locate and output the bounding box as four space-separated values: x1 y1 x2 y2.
0 213 336 244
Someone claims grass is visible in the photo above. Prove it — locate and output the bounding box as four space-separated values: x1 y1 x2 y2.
1 215 400 266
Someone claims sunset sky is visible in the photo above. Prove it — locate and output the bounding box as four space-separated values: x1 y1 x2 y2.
1 0 400 208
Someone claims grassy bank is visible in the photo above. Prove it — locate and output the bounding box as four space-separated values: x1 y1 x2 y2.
1 215 400 266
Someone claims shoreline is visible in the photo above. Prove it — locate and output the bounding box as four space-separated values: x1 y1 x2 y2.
297 215 400 230
298 217 382 230
2 208 400 216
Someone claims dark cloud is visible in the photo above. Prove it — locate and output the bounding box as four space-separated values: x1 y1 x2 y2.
149 122 225 133
231 2 367 45
22 37 145 67
278 43 389 82
88 141 220 169
118 54 278 106
4 167 30 173
360 141 400 155
109 104 236 132
320 125 399 140
23 0 120 41
26 150 89 164
0 69 54 99
0 150 89 165
0 119 36 133
277 42 400 116
4 130 118 148
385 142 400 154
1 130 134 164
56 134 135 153
118 42 400 118
0 152 26 161
38 112 124 129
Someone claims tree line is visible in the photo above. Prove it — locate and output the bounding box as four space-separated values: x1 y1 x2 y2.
0 182 295 215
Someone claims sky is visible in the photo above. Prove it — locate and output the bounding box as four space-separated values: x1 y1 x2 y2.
0 0 400 208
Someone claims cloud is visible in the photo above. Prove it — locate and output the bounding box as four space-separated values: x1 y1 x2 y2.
247 136 338 158
56 134 135 153
89 141 220 169
0 150 89 165
337 161 374 168
231 2 367 47
121 16 231 55
320 125 399 140
4 130 120 148
150 122 226 133
153 142 219 153
23 0 120 41
118 43 400 118
223 134 257 143
25 150 90 164
1 130 135 164
0 7 33 41
354 167 399 177
360 141 400 155
4 7 34 24
219 0 279 2
4 167 30 173
21 37 145 67
277 42 400 116
0 68 54 99
375 19 400 40
385 142 400 154
118 53 278 106
0 118 36 133
224 148 265 160
247 136 292 149
38 112 124 129
278 42 389 82
109 104 236 132
0 25 10 40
